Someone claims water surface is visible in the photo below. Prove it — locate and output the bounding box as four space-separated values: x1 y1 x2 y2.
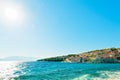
0 61 120 80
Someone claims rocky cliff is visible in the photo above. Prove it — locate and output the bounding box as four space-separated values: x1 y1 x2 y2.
38 48 120 63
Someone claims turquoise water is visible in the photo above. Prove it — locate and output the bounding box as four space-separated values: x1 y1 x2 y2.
0 61 120 80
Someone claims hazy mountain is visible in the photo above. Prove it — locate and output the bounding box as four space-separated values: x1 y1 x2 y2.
0 56 37 61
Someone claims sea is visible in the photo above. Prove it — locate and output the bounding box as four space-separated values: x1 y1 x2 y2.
0 61 120 80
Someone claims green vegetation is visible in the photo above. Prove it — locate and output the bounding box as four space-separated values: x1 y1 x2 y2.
67 54 77 57
37 48 120 63
38 56 66 62
110 47 117 51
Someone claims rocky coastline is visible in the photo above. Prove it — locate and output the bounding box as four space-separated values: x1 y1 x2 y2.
38 48 120 63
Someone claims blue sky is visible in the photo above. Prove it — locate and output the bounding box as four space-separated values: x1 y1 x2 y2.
0 0 120 58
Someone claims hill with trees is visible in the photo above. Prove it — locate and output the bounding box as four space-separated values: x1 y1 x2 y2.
38 48 120 63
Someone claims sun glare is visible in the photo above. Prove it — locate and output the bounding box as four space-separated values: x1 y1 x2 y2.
0 1 26 28
4 7 22 22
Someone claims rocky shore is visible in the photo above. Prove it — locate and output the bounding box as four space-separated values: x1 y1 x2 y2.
38 48 120 63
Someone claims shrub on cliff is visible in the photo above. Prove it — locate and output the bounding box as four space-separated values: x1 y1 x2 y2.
110 48 117 51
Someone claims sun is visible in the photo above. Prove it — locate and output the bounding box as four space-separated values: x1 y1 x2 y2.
4 7 23 23
0 1 26 27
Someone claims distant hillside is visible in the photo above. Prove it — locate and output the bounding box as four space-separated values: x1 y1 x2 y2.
38 48 120 63
0 56 36 61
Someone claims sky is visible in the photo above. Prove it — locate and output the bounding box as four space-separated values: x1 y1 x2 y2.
0 0 120 59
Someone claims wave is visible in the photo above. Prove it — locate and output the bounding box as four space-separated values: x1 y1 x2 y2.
73 71 120 80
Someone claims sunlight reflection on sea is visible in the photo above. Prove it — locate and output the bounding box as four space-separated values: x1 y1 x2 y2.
0 61 120 80
0 61 25 80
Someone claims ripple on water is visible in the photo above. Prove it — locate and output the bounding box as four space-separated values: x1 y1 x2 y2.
0 62 120 80
73 70 120 80
0 61 25 80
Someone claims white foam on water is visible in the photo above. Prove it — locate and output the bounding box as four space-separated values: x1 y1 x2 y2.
73 71 120 80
